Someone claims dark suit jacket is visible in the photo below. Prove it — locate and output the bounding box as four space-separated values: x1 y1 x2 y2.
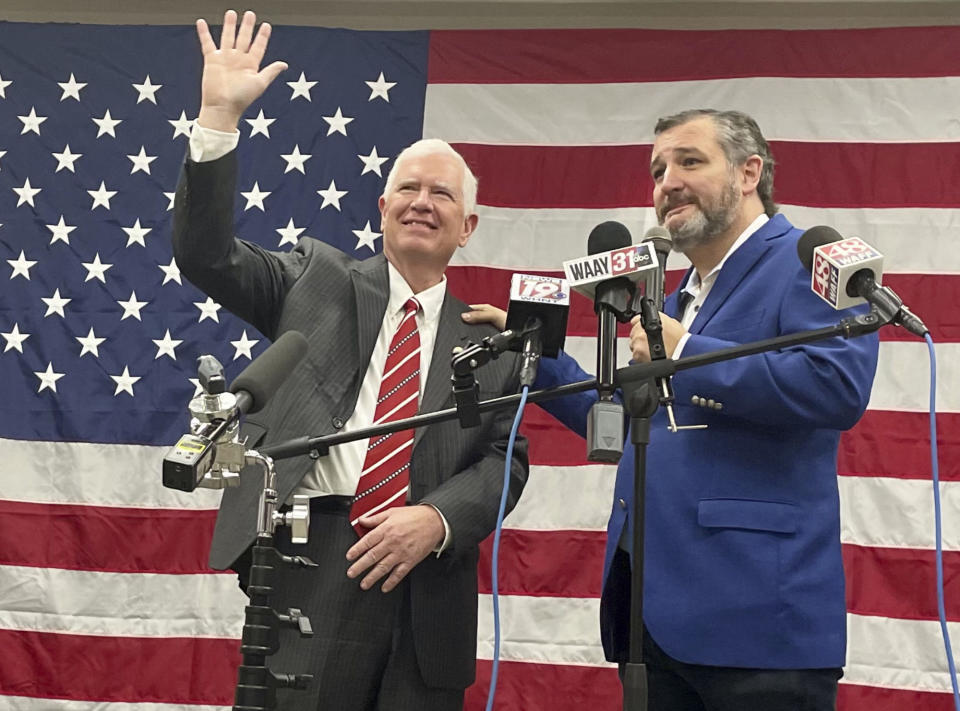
171 151 529 689
535 214 879 670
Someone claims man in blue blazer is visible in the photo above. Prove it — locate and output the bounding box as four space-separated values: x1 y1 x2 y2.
466 109 879 709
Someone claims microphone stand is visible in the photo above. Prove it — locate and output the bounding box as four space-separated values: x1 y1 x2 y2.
251 308 886 711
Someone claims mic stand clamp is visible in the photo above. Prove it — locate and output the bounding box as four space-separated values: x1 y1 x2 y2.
636 297 707 433
450 329 523 429
235 449 318 711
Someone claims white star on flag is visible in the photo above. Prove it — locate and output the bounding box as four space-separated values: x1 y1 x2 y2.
18 107 47 135
163 192 176 210
231 330 259 360
35 363 65 394
358 147 389 177
245 109 275 138
81 254 113 283
168 111 194 139
153 329 183 360
42 289 71 318
322 107 354 136
317 180 348 211
47 216 77 245
88 181 117 210
127 146 158 175
365 72 397 102
93 110 122 138
110 366 141 396
188 378 204 397
132 75 162 104
53 144 82 173
117 291 147 321
58 73 87 101
13 178 41 207
122 219 151 247
276 218 306 247
2 323 30 353
158 258 181 285
7 250 37 280
194 297 221 323
287 72 317 101
241 182 271 211
0 150 6 170
352 221 382 252
280 145 312 174
0 73 11 98
76 327 105 358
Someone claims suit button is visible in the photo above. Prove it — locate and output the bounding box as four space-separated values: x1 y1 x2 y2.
332 416 345 429
618 498 627 510
713 402 723 411
706 399 715 408
690 394 700 406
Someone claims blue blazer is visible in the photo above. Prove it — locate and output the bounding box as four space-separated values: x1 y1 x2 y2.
535 214 879 669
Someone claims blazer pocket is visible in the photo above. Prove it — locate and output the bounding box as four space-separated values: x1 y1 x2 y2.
697 498 799 534
702 308 767 339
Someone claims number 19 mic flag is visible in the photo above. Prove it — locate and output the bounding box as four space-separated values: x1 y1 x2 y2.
0 20 958 711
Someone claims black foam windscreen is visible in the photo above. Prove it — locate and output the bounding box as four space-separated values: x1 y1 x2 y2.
797 225 843 272
587 221 633 255
230 330 309 414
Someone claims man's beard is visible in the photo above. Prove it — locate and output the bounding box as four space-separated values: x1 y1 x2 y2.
659 179 740 253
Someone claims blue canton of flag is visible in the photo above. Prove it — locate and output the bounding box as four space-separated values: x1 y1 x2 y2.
0 20 429 445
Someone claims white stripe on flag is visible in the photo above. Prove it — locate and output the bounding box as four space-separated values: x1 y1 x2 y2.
1 698 230 711
425 77 960 144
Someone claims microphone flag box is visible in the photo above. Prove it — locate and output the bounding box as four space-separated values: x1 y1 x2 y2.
562 242 658 300
810 237 883 310
506 273 570 358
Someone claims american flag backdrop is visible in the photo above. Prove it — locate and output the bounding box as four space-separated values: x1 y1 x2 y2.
0 18 957 711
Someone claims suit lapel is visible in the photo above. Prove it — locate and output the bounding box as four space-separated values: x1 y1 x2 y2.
351 255 390 370
415 291 466 448
687 215 790 334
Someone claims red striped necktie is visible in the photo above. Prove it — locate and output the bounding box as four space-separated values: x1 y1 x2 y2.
349 297 421 535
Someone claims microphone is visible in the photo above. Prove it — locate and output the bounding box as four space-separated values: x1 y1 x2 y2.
504 273 570 387
562 222 660 302
231 330 310 413
163 330 309 492
573 221 639 463
797 226 928 337
641 226 672 312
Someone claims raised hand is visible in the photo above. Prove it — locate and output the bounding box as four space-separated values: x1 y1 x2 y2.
195 10 288 132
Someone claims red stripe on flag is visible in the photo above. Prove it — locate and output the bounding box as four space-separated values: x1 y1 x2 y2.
456 142 960 209
467 659 620 711
0 500 217 573
430 27 960 83
844 544 960 621
0 629 238 706
841 411 960 482
447 266 960 344
479 528 605 598
838 682 958 711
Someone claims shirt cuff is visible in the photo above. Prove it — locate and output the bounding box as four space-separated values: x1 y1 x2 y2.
673 332 693 359
189 124 240 163
424 503 452 556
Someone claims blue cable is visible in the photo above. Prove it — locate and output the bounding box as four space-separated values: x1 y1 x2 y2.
926 333 960 710
485 384 529 711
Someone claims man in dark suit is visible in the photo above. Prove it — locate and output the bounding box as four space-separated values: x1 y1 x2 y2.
172 11 528 710
465 109 879 709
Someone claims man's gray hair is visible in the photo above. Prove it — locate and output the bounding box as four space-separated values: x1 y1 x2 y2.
654 109 778 217
383 138 478 216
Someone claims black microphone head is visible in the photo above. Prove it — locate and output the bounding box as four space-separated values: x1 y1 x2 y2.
587 221 632 255
642 225 673 260
797 225 843 272
230 330 309 414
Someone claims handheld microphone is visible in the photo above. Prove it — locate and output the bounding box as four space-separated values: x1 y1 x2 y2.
504 273 570 387
562 224 659 303
797 226 928 337
641 226 673 312
163 331 309 492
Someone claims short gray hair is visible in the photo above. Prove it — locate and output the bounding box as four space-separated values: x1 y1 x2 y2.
654 109 778 217
383 138 478 216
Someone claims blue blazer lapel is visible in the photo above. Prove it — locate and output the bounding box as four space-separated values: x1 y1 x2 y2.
687 215 791 334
